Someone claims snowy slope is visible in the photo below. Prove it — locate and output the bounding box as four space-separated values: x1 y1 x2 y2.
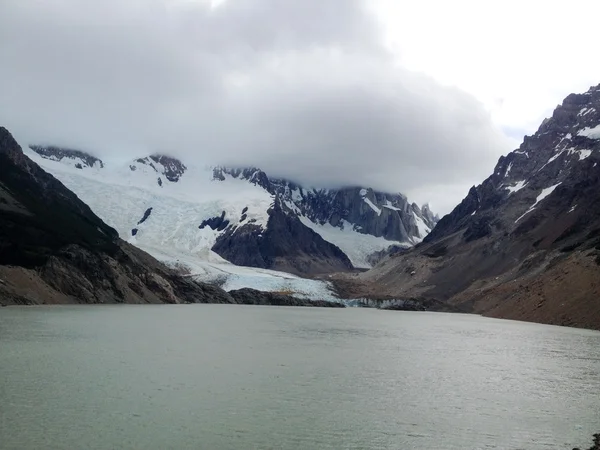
24 149 345 297
26 145 435 295
299 218 409 268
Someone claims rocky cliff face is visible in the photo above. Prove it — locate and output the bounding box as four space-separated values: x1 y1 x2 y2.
0 127 233 305
212 199 353 275
213 167 438 242
348 84 600 329
206 167 438 273
427 86 600 244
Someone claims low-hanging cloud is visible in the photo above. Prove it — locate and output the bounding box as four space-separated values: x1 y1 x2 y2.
0 0 511 213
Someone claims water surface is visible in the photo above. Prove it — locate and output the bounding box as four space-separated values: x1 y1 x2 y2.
1 305 599 449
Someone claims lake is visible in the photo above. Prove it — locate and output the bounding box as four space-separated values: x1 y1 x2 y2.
1 305 599 449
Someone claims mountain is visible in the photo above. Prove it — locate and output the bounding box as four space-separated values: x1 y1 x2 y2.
0 127 237 305
24 146 437 281
346 84 600 329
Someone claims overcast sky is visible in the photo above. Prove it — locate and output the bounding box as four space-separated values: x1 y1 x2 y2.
1 0 599 214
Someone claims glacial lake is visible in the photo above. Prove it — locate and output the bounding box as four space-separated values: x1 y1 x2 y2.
1 305 599 449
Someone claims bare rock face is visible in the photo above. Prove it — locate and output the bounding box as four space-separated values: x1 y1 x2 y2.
148 154 187 182
353 84 600 330
131 154 187 182
213 199 353 275
205 167 439 273
216 167 438 243
30 145 104 169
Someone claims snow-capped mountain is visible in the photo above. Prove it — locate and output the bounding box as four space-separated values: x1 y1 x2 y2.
0 128 234 305
354 83 600 328
25 145 437 281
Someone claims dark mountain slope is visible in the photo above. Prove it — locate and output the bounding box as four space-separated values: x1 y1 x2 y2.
0 127 233 305
346 85 600 329
213 199 353 275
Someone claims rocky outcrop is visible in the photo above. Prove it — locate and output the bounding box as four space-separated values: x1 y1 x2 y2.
347 84 600 330
30 145 104 169
215 167 438 242
213 200 353 275
148 154 187 182
132 154 187 182
199 211 230 231
228 288 344 307
204 167 439 273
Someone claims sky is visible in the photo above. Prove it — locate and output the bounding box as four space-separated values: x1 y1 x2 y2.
1 0 599 214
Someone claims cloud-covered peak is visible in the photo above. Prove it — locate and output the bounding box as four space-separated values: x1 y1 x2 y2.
0 0 511 214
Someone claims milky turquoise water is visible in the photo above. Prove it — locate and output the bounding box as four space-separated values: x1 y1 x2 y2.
1 305 599 449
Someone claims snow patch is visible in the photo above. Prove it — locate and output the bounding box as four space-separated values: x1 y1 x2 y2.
514 150 529 158
413 212 431 239
363 197 381 216
578 124 600 139
515 183 562 223
577 149 592 160
382 200 401 211
506 180 527 193
568 205 577 213
299 218 408 269
290 188 303 202
546 150 564 165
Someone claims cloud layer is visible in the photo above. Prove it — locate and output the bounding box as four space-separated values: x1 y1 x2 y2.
0 0 512 213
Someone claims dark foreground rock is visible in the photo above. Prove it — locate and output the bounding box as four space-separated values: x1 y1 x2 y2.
228 288 345 308
574 433 600 450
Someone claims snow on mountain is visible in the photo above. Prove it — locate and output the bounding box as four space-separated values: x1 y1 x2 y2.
426 84 600 246
298 217 411 269
25 145 437 295
357 84 600 328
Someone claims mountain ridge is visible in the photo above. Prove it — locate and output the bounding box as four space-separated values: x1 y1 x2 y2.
25 145 438 277
336 83 600 330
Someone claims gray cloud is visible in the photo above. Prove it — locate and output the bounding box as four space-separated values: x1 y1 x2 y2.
0 0 511 214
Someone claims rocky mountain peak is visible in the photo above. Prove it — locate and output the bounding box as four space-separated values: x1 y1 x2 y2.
213 166 271 191
349 84 600 329
427 84 600 243
29 145 104 169
213 165 438 244
131 154 187 183
126 154 187 187
147 154 187 182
